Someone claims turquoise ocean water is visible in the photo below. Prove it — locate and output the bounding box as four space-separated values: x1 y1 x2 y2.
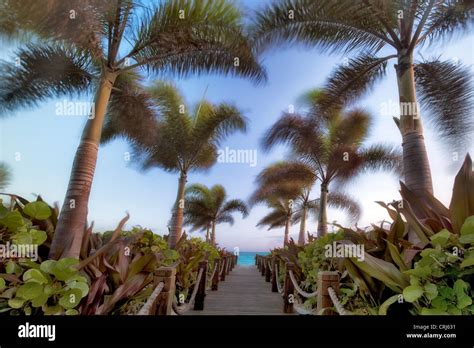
237 251 269 266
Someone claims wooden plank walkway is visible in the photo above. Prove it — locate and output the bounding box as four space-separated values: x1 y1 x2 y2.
184 265 289 315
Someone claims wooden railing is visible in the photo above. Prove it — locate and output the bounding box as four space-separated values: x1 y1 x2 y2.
255 254 344 315
140 254 238 315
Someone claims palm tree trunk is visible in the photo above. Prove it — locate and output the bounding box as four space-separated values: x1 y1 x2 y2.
211 220 217 246
168 172 187 249
283 217 290 247
49 70 118 260
297 206 306 246
396 50 433 198
205 223 210 243
317 185 328 238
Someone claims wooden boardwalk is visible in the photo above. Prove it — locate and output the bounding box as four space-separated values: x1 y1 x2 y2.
184 265 288 315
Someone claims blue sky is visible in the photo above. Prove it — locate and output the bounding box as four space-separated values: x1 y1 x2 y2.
1 1 473 251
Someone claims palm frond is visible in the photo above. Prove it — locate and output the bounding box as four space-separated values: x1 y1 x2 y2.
0 162 11 190
417 0 474 47
327 191 361 222
361 143 403 176
219 199 249 218
251 0 391 54
414 59 474 150
261 113 325 160
0 44 95 116
318 53 393 112
102 71 157 146
128 0 266 83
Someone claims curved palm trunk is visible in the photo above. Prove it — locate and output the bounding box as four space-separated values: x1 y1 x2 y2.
283 217 290 247
297 206 306 246
211 220 217 247
168 172 187 249
396 51 433 198
317 185 328 238
50 70 118 260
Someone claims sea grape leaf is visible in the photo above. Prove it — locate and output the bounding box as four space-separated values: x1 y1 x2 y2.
16 282 43 300
403 284 424 302
23 201 51 220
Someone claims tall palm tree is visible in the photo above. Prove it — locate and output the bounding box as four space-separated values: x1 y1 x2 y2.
251 162 361 244
0 162 11 190
252 0 473 199
183 183 249 246
261 94 402 237
0 0 265 258
103 82 248 248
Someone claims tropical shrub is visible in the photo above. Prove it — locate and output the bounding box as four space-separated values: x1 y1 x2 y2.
0 197 87 315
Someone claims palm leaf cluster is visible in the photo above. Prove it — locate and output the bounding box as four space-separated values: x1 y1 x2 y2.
258 88 402 238
184 183 248 246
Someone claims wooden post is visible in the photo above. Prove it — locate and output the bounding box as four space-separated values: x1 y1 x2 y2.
153 266 176 315
220 257 227 281
271 257 278 293
316 271 340 315
194 261 208 310
261 257 266 276
255 255 258 266
226 256 231 275
211 258 220 291
283 262 295 314
235 254 238 267
265 258 271 282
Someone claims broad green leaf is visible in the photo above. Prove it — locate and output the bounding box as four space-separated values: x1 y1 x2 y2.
42 304 62 315
460 254 474 268
30 229 47 245
40 260 57 275
0 211 24 231
23 269 48 284
378 294 399 315
17 282 43 300
31 293 48 308
66 281 89 298
459 234 474 244
430 229 451 247
65 309 79 315
403 285 424 303
12 231 32 244
404 265 432 278
59 289 82 309
0 278 5 290
460 215 474 236
424 283 438 300
23 201 51 220
6 261 22 275
8 298 25 309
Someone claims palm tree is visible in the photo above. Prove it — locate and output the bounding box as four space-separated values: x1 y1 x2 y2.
183 183 249 246
252 0 473 199
261 93 401 237
251 162 360 244
0 0 265 258
0 162 11 190
256 197 294 247
103 81 248 248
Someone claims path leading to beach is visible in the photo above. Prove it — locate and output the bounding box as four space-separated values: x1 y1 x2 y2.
184 265 288 315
